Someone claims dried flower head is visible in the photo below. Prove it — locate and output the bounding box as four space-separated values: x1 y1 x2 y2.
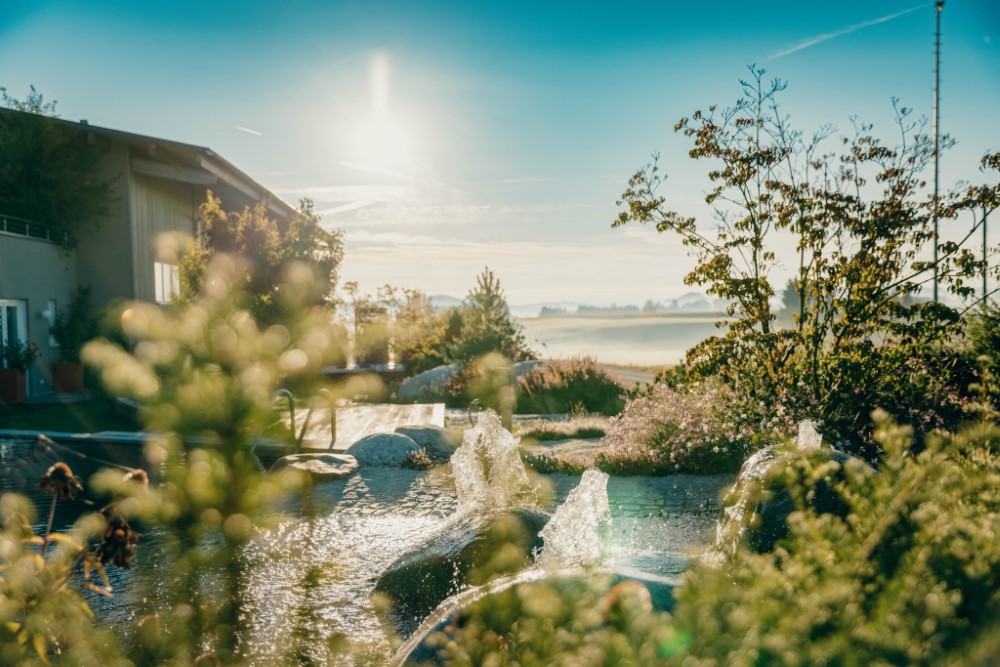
123 468 149 487
97 504 140 568
40 461 83 499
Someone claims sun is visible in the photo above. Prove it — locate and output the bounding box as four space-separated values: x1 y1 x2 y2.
352 51 416 171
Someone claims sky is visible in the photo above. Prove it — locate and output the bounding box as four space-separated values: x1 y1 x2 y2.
1 0 998 306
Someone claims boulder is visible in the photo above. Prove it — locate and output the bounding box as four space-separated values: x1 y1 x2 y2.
714 444 874 557
511 360 544 379
269 453 358 482
374 508 550 638
395 425 463 462
397 364 459 402
394 571 676 665
345 432 421 467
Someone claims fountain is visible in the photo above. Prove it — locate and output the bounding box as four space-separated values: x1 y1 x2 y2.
535 468 612 570
710 419 871 560
373 410 549 637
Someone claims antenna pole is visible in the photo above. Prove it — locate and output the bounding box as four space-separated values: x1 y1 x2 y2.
985 207 990 304
932 1 944 302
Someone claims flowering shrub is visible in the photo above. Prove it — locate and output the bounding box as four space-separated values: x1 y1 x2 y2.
516 357 631 416
597 382 762 475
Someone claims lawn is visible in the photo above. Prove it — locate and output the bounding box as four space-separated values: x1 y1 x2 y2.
0 399 139 434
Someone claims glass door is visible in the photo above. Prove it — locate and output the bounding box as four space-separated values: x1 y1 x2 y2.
0 299 28 380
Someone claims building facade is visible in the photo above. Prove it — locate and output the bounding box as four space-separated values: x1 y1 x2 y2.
0 112 296 397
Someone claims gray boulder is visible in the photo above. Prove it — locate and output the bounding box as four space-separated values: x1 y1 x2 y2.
397 364 459 402
395 425 462 462
269 453 358 482
374 508 551 639
346 433 421 467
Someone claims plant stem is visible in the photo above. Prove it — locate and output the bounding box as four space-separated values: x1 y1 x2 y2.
41 494 57 558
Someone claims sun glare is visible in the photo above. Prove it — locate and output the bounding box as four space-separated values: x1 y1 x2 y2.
351 51 416 171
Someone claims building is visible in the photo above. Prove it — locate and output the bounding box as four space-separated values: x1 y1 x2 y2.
0 110 296 398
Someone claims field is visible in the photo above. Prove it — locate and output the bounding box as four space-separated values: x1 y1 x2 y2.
515 311 728 366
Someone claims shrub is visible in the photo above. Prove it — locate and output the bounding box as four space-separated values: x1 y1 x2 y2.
597 382 760 475
1 340 39 370
516 357 630 416
673 416 1000 665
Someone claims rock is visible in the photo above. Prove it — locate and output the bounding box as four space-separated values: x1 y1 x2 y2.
714 444 873 557
397 364 459 402
374 508 551 639
511 360 544 379
345 433 421 467
394 571 676 665
395 425 463 462
269 453 358 482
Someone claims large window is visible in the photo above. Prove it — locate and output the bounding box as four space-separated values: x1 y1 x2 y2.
154 262 180 304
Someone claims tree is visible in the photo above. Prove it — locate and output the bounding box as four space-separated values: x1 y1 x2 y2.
446 267 534 364
0 86 115 249
616 66 1000 448
179 192 344 325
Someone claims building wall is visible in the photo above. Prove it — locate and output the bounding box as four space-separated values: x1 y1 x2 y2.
75 140 134 308
129 171 198 302
0 234 76 396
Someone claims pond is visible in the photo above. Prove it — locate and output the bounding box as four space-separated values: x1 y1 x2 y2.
0 430 731 665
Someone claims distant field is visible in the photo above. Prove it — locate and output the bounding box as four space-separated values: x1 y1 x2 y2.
515 311 728 366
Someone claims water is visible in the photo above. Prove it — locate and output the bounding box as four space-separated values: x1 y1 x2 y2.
0 426 730 665
450 409 536 511
536 468 612 570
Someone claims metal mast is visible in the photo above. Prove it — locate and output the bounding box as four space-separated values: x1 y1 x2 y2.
932 1 944 301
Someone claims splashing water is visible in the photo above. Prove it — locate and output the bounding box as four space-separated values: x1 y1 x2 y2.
450 409 537 512
797 419 822 449
536 469 612 570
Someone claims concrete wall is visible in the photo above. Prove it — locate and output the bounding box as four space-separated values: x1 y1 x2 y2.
0 234 77 396
75 141 134 308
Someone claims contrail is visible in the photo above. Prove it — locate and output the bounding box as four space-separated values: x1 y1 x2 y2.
766 3 931 61
234 125 263 137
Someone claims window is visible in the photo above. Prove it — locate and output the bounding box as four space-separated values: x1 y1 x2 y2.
154 262 180 303
48 299 58 347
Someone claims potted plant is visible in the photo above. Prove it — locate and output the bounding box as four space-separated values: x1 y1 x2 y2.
51 287 97 393
0 340 40 403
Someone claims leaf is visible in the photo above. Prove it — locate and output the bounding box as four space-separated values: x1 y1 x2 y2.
32 633 50 664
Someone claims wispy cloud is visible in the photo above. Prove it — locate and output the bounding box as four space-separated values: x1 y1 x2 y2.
234 125 263 137
766 3 931 61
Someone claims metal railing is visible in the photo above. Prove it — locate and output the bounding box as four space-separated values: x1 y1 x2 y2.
0 213 64 244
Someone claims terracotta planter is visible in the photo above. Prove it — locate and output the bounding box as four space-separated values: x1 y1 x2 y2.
54 361 85 393
0 368 27 404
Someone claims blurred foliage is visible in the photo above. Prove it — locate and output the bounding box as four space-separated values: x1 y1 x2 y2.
674 415 1000 665
3 254 345 664
0 86 115 250
179 192 344 327
516 357 631 416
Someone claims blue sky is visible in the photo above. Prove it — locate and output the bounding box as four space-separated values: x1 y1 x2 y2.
2 0 998 305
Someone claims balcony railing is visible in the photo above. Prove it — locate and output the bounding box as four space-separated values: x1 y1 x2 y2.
0 213 64 244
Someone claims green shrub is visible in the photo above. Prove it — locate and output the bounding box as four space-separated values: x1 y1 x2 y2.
674 415 1000 665
516 357 631 416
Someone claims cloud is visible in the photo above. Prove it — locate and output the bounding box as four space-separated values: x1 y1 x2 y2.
766 3 931 61
234 125 263 137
